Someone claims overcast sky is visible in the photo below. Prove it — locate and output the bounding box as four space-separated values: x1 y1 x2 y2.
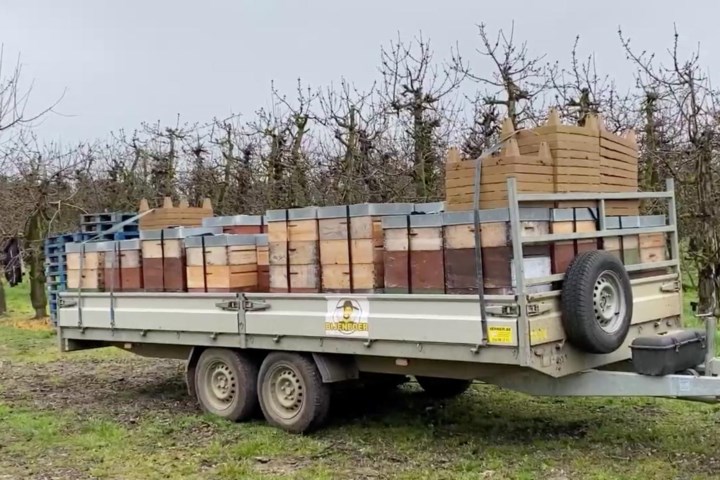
2 1 718 143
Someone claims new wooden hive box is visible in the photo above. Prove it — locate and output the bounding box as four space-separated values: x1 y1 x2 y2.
202 214 268 235
442 208 553 295
317 203 415 293
66 241 105 291
99 239 143 292
266 207 321 293
185 234 260 293
141 226 221 292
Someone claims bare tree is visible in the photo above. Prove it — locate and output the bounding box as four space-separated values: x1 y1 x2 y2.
621 26 720 312
549 36 636 131
380 33 464 201
0 47 62 316
460 23 548 129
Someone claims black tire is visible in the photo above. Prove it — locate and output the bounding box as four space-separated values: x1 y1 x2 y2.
257 352 331 434
195 348 259 422
561 250 633 354
416 376 472 399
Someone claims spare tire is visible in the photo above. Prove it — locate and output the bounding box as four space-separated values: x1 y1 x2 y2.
560 250 633 354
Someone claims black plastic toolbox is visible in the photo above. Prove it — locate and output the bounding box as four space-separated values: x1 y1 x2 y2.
630 329 707 376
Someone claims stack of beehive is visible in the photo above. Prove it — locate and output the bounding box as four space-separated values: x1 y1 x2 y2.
382 210 553 295
266 203 439 293
140 227 221 292
445 110 639 215
185 234 261 292
101 239 144 291
66 242 105 291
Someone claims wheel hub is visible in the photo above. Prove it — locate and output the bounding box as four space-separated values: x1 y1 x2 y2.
266 365 305 420
209 363 236 403
593 271 625 333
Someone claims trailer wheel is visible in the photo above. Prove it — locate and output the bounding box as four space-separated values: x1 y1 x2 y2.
195 348 259 422
416 376 472 399
561 250 633 354
258 352 331 434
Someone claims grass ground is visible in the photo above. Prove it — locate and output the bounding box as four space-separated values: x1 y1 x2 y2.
1 282 720 479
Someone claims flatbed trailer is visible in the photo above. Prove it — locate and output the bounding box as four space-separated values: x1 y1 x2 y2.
56 179 720 433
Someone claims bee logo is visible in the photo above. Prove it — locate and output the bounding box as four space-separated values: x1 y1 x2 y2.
325 298 369 337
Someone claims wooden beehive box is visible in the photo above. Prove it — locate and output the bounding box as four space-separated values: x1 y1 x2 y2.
185 234 259 292
256 234 270 293
604 214 668 278
139 197 213 230
100 239 143 292
549 208 598 275
202 214 268 235
141 226 221 292
66 242 105 291
442 209 553 295
317 203 415 293
267 207 321 293
383 214 446 294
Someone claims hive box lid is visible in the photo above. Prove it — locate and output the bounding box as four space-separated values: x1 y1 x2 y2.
65 241 107 253
382 213 444 229
185 234 259 248
606 214 667 230
202 215 265 227
317 203 414 219
140 226 222 240
441 207 551 226
265 206 319 222
255 234 268 247
413 202 445 214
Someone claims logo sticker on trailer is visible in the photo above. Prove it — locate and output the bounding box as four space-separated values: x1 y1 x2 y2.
325 297 369 338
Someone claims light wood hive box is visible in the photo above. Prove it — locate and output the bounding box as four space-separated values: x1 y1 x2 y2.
267 207 321 293
185 234 260 292
139 197 214 230
445 110 640 215
66 242 105 291
316 203 415 293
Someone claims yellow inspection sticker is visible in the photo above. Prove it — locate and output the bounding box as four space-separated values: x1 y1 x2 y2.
530 327 548 344
488 326 514 344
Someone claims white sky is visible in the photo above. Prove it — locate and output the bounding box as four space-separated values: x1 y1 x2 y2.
2 0 717 143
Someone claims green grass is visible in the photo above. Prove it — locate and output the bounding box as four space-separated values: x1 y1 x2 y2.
5 278 33 316
2 280 720 478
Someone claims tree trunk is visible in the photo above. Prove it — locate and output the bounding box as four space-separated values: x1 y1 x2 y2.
0 278 7 316
698 264 715 314
24 210 48 319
